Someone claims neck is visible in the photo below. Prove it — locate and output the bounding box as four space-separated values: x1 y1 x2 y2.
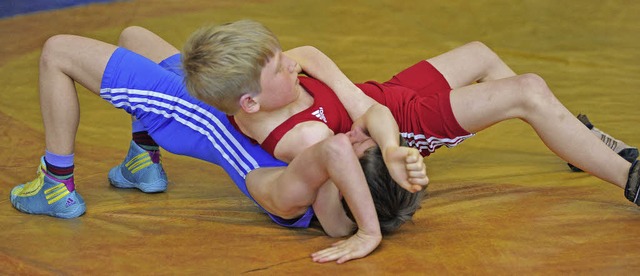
234 85 313 143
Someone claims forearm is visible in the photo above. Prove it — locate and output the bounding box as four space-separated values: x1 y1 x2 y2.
360 104 401 151
312 181 356 237
321 135 381 237
358 105 429 193
311 143 383 264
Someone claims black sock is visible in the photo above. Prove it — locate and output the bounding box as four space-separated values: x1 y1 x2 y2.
132 131 159 151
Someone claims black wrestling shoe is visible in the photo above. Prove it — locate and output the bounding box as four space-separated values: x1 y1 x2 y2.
625 160 640 205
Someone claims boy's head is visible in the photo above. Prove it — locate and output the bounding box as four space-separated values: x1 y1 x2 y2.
182 19 281 114
343 137 426 234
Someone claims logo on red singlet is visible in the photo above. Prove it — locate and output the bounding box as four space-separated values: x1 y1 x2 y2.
312 107 327 123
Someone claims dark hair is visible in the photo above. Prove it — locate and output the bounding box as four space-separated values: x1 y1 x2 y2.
343 138 426 234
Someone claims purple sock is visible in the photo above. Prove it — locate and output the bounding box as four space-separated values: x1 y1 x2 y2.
132 118 159 163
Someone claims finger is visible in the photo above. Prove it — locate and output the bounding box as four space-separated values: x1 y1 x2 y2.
408 176 427 184
313 248 349 263
408 170 427 178
312 239 347 258
405 163 424 173
312 245 342 258
312 249 341 262
407 172 429 180
409 177 429 187
405 148 421 161
405 153 418 163
411 184 423 192
405 158 425 170
395 181 414 192
409 174 429 183
336 253 355 264
397 182 421 193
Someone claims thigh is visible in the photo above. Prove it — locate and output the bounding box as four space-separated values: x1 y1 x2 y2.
427 41 515 89
119 26 180 64
449 76 527 133
384 60 451 97
43 35 118 94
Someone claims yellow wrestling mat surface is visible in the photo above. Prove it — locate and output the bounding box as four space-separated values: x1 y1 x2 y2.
1 0 640 274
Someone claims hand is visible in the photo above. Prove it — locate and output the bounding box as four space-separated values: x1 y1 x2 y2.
383 146 428 193
311 229 382 264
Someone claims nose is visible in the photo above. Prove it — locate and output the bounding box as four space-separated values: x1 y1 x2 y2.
345 131 359 144
290 61 300 73
345 130 356 139
284 56 300 73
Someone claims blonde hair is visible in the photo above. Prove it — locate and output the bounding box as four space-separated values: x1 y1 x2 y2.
182 20 281 114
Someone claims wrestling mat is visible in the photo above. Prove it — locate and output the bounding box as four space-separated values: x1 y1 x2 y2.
1 0 639 274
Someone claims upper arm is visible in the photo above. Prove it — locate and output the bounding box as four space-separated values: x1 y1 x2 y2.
284 46 376 119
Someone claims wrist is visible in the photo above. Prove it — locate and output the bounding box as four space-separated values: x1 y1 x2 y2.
356 228 383 242
381 145 400 161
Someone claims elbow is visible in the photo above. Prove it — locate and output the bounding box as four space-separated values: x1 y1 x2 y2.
325 223 356 238
368 103 391 114
299 45 320 53
323 134 354 161
298 46 324 60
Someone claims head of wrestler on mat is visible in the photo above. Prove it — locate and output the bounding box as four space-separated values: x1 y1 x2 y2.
346 126 426 233
182 19 425 234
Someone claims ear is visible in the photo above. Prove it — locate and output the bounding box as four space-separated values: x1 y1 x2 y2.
239 94 260 113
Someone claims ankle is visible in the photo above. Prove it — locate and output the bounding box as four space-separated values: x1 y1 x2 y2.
132 131 159 151
44 152 74 180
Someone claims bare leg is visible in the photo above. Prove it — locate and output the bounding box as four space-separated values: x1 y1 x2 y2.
429 41 637 175
39 35 117 155
449 74 631 188
11 35 117 218
427 41 516 88
118 26 180 62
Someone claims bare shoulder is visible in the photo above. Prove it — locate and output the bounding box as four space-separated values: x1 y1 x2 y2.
274 121 334 162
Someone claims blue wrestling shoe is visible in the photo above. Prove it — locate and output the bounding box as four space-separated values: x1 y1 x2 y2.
10 157 86 218
108 141 167 193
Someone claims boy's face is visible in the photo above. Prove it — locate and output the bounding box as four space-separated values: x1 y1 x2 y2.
346 126 377 157
255 50 301 111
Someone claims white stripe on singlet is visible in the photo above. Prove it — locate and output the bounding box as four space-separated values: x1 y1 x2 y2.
101 88 259 178
401 132 474 155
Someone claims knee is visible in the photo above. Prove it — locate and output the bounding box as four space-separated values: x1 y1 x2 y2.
467 41 502 64
515 73 557 111
118 26 148 48
40 34 73 69
466 41 491 53
464 41 491 55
